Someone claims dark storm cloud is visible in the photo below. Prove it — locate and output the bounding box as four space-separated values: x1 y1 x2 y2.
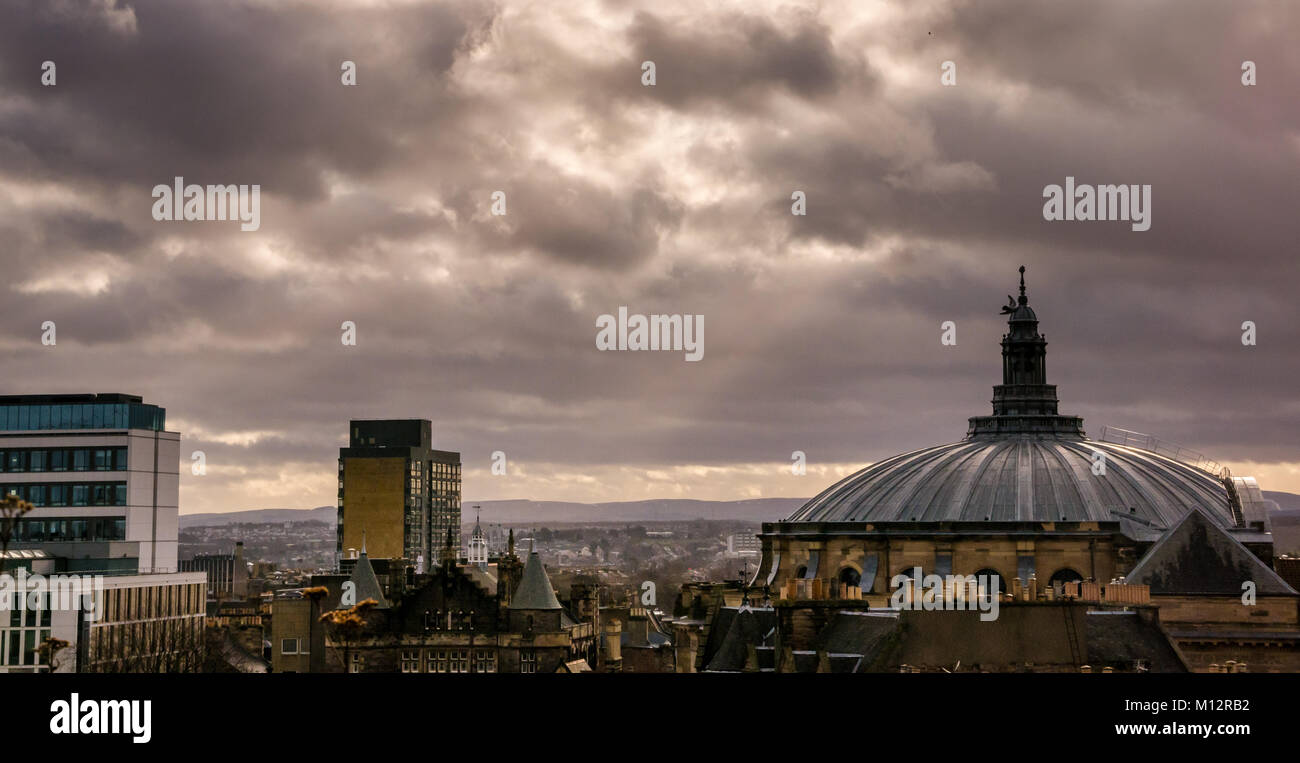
0 0 485 196
0 0 1296 511
621 10 863 108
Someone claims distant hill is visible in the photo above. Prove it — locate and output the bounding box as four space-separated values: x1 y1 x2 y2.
1264 491 1300 511
465 497 808 524
179 497 809 528
180 506 335 528
1265 492 1300 556
180 492 1300 532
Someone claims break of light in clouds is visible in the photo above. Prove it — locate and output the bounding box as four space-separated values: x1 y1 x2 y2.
2 0 1297 514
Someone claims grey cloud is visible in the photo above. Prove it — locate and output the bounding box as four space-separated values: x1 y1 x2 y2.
0 0 1296 512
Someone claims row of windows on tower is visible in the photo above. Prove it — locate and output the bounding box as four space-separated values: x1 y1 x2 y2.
2 482 128 508
0 447 128 473
5 515 127 542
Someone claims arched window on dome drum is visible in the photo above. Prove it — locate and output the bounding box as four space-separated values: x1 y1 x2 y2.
973 569 1005 594
891 566 922 588
838 567 861 588
802 552 820 579
1048 568 1083 590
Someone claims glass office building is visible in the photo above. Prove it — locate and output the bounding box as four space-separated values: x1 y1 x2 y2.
0 393 180 574
0 394 204 673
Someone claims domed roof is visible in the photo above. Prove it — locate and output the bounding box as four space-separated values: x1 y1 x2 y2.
785 437 1234 529
784 267 1238 532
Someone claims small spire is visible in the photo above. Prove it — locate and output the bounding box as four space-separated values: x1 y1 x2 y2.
1018 265 1027 304
361 529 367 556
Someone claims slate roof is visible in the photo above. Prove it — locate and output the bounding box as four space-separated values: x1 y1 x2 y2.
814 610 902 668
702 606 777 672
509 551 562 610
791 651 818 673
1125 507 1298 595
350 551 389 609
697 605 1186 673
1084 611 1187 672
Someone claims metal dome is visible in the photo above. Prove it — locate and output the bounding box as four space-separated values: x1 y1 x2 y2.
784 267 1237 532
784 437 1235 529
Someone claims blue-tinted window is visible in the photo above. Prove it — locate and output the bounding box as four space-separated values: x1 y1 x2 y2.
0 402 164 431
0 483 122 514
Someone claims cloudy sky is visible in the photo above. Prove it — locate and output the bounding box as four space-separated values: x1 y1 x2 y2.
2 0 1297 514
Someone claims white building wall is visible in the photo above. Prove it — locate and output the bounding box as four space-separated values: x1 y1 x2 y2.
0 428 181 573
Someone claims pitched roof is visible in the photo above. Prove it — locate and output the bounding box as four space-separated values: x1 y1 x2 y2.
1126 506 1297 595
702 606 778 672
815 610 902 665
350 552 390 609
509 551 562 610
1084 612 1187 672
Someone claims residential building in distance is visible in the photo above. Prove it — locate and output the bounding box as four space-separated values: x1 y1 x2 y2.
180 541 250 599
726 533 761 557
336 419 461 569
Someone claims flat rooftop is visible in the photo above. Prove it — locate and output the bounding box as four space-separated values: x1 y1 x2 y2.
0 393 144 405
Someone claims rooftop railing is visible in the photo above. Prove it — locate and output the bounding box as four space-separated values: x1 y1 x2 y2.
1095 425 1226 478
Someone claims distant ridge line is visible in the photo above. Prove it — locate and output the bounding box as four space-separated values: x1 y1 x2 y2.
179 497 811 528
